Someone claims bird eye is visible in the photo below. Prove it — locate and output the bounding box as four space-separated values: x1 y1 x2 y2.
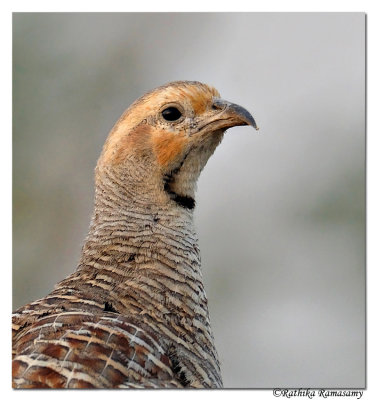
161 107 182 121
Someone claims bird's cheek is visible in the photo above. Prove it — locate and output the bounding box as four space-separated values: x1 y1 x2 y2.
151 131 188 170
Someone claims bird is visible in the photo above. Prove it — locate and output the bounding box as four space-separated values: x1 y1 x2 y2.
12 80 258 388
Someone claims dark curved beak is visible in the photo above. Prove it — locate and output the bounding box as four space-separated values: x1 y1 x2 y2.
212 98 259 131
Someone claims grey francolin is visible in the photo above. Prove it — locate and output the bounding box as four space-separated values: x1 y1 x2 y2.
12 81 258 388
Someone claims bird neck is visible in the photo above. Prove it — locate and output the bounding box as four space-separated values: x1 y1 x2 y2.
61 166 208 322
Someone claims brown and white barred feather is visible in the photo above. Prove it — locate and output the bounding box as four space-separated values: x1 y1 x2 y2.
12 307 184 388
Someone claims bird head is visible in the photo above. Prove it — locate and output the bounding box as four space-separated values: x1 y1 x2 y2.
97 81 258 210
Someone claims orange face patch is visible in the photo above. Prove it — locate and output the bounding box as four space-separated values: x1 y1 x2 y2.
99 121 187 170
151 129 187 168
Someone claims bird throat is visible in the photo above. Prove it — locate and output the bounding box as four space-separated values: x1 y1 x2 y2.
163 153 196 210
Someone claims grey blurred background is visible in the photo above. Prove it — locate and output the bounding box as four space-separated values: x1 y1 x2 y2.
12 13 365 388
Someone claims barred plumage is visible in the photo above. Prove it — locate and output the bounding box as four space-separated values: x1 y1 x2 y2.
12 81 258 388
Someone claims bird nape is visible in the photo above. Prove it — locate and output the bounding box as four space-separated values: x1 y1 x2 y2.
12 80 258 389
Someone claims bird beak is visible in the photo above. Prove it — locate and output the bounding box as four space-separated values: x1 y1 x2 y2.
212 98 259 130
195 98 258 135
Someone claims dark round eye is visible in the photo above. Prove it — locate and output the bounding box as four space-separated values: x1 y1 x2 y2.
161 107 182 121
